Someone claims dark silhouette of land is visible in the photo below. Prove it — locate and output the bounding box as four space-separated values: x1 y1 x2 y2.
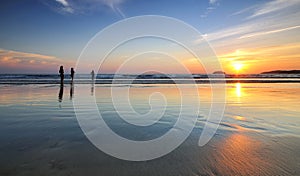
213 71 226 74
261 70 300 74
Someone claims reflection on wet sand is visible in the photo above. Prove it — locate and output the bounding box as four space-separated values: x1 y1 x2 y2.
213 133 272 175
58 84 64 102
58 83 75 102
70 82 74 100
235 82 242 97
91 83 94 96
227 82 244 104
233 115 246 121
0 84 300 175
91 73 95 96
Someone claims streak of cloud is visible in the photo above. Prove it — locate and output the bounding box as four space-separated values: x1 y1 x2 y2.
56 0 68 6
195 0 300 73
249 0 299 19
197 0 300 42
54 0 74 13
0 49 74 73
48 0 128 18
239 25 300 39
230 5 258 17
201 0 219 18
218 42 300 74
209 0 217 5
99 0 127 18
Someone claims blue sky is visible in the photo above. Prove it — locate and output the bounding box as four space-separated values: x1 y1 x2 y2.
0 0 299 73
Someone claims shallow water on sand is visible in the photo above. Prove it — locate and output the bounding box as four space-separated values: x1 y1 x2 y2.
0 83 299 175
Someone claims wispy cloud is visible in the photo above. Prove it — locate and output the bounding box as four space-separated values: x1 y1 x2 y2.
201 0 219 18
48 0 128 18
230 5 258 17
0 49 73 73
249 0 299 19
54 0 74 13
198 0 300 42
196 0 300 73
219 43 300 67
104 0 127 18
239 25 300 39
209 0 217 5
98 0 127 18
230 0 300 19
56 0 68 7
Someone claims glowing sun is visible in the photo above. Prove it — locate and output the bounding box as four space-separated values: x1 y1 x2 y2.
233 63 243 71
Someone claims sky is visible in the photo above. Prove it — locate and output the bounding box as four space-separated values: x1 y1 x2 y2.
0 0 299 74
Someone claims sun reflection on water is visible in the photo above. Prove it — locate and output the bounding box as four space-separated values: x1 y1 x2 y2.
236 83 242 97
233 115 246 121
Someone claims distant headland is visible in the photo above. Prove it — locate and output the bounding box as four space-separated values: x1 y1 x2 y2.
261 70 300 74
212 71 226 74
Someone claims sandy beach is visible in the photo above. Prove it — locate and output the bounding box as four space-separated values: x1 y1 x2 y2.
0 83 299 175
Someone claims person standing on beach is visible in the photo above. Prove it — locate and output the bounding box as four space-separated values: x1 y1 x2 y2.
59 66 64 84
91 70 95 81
70 68 75 82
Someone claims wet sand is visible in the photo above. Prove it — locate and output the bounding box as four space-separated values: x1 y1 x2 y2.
1 130 299 176
0 83 300 175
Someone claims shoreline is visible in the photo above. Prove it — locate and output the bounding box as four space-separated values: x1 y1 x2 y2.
1 78 300 84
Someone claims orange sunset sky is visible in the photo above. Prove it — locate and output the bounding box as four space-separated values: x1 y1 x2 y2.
0 0 299 74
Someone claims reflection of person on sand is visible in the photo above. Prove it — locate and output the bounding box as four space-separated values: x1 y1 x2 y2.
91 82 94 96
70 68 75 82
59 66 64 84
70 82 74 100
91 70 95 96
58 83 64 102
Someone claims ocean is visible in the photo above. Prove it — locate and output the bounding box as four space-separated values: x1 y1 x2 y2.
0 73 300 84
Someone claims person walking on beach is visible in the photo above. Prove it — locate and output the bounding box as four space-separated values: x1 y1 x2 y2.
59 65 64 84
70 68 75 82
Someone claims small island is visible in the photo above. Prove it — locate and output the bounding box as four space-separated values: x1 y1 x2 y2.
261 70 300 74
213 71 226 74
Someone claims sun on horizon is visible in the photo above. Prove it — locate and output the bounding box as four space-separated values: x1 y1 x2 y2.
232 62 244 74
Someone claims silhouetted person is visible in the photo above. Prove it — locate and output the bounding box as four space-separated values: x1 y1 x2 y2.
70 68 75 82
91 70 95 81
70 82 74 100
58 84 64 102
59 66 64 84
